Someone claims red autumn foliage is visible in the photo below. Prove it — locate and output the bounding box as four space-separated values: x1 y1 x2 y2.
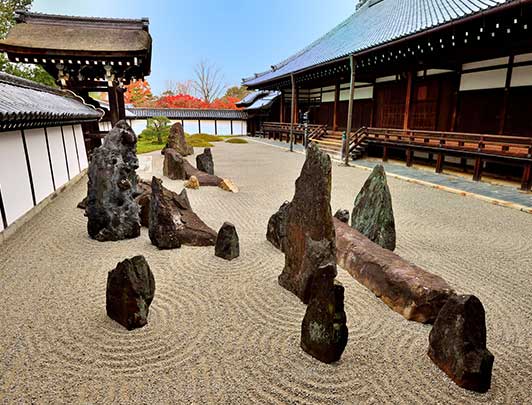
155 94 242 110
124 80 154 107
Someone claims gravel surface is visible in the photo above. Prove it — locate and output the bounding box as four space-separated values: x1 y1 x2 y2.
0 141 530 404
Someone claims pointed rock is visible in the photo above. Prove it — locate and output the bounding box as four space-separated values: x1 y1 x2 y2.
428 294 494 393
163 149 187 180
334 209 350 223
215 222 240 260
278 143 336 304
266 201 291 252
351 165 396 251
86 121 140 241
196 148 214 175
106 255 155 330
162 122 193 156
149 176 184 249
301 263 348 364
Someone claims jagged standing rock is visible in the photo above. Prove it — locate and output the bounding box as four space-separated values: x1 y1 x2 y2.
106 255 155 330
162 122 193 156
428 294 494 393
149 176 184 249
266 201 291 252
301 263 348 364
215 222 240 260
163 149 187 180
196 148 214 175
351 164 396 251
86 121 140 241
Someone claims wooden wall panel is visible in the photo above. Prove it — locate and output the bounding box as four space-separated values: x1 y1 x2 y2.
373 82 407 129
456 89 503 134
504 86 532 137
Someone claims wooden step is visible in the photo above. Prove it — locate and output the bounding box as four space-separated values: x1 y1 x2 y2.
313 139 343 147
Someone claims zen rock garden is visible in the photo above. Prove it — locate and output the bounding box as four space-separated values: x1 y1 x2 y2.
82 121 494 393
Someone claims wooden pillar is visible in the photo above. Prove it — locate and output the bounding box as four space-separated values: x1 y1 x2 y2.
279 92 285 123
108 83 126 126
521 162 531 191
344 54 356 165
450 69 461 132
289 74 296 152
473 157 483 181
333 82 340 131
435 153 444 173
406 149 413 167
403 71 413 130
382 146 388 162
499 55 514 134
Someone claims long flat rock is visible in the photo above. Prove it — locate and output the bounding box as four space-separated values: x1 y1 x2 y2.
334 218 454 323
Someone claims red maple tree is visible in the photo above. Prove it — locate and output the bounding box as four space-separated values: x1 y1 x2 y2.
124 80 154 106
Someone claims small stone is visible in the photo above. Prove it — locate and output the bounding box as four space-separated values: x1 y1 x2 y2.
162 122 193 156
428 294 494 393
185 176 200 189
106 255 155 330
351 164 396 251
215 222 240 260
334 209 350 223
301 263 348 364
86 121 140 241
266 201 291 252
163 149 187 180
196 148 214 175
149 176 184 249
77 196 87 210
218 178 239 193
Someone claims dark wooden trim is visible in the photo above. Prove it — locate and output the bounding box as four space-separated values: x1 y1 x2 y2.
403 71 413 130
198 119 201 134
450 68 461 131
230 120 233 135
333 82 340 130
382 145 388 161
0 184 8 229
436 153 444 173
499 55 514 134
60 126 71 180
71 125 81 172
521 162 532 191
473 157 483 181
406 148 413 167
43 127 56 191
20 129 36 206
279 93 285 123
214 120 218 135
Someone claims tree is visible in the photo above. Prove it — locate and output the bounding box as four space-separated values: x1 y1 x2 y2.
193 60 225 103
0 0 56 86
124 80 154 107
175 80 195 96
225 85 250 101
146 116 170 144
155 94 209 109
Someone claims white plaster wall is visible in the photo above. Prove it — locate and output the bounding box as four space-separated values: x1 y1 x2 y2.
232 121 247 135
201 120 216 134
322 91 335 102
0 130 33 225
184 120 200 134
463 57 509 71
459 69 507 91
217 121 232 135
73 125 88 170
47 126 69 188
62 126 80 177
24 128 54 203
510 65 532 87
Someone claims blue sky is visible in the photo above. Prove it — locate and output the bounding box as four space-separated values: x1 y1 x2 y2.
32 0 355 95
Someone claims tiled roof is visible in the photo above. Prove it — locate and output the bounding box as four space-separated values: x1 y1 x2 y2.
0 72 102 131
236 90 270 107
243 0 514 86
129 108 248 120
244 91 281 111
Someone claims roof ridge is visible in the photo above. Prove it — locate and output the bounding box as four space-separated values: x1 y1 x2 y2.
0 71 65 96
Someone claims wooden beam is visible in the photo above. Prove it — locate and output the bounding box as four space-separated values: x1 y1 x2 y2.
333 82 340 131
289 74 296 152
279 92 285 123
344 55 356 165
499 55 514 135
403 71 413 130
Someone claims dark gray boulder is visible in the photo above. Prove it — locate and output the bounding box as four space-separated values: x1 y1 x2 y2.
149 176 184 249
196 148 214 175
301 263 348 364
86 121 140 241
428 294 494 393
215 222 240 260
334 209 350 223
266 201 291 252
278 143 336 304
106 255 155 330
163 149 187 180
162 122 193 156
351 165 396 251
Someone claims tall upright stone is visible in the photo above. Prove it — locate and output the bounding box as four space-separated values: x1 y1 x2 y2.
106 255 155 330
149 176 184 249
428 294 494 392
301 263 348 364
266 201 291 252
215 222 240 260
278 143 336 304
351 164 396 251
163 149 187 180
196 148 214 175
162 122 193 156
86 121 140 241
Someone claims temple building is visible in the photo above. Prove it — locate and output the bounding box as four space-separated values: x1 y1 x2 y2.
243 0 532 190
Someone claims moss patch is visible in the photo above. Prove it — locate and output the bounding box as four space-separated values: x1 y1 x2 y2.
225 138 248 144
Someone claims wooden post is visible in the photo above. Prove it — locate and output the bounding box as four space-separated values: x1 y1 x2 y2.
344 55 356 165
450 69 461 132
280 92 285 123
382 146 388 161
499 55 514 134
473 157 483 181
289 74 296 152
521 162 531 191
333 82 340 131
406 149 413 167
403 71 413 130
435 153 444 173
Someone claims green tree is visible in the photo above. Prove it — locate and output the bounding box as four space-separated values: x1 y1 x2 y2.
225 85 250 100
146 116 170 144
0 0 56 86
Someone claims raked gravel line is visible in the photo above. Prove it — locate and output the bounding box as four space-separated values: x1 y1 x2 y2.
0 141 530 404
